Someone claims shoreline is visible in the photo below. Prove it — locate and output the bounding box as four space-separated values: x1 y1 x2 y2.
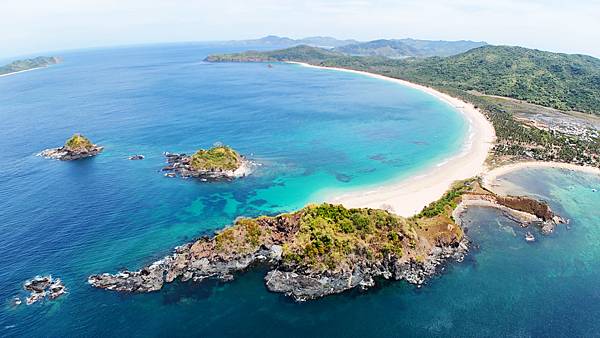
0 67 44 78
288 62 497 217
483 161 600 191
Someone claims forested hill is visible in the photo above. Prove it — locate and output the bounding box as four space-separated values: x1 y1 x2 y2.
207 45 600 115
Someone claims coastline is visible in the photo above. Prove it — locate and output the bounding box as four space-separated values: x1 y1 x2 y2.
0 67 45 78
483 161 600 191
288 62 497 217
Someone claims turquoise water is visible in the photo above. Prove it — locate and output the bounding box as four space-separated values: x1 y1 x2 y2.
0 43 467 336
2 44 599 337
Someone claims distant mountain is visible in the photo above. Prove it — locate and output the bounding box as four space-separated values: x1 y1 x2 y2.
297 36 359 48
334 39 488 58
213 36 485 57
0 56 61 76
207 44 600 115
216 35 358 49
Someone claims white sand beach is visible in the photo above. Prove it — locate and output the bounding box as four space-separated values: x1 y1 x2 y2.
289 62 497 217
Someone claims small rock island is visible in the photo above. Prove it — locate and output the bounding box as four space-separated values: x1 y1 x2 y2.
162 145 252 180
40 134 103 160
14 275 67 306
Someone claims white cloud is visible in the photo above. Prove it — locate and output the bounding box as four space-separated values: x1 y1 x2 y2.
1 0 599 58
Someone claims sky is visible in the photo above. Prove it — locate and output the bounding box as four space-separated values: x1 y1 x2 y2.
2 0 600 58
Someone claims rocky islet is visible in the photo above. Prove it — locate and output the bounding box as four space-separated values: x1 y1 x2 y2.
39 133 103 161
13 275 67 306
162 146 253 181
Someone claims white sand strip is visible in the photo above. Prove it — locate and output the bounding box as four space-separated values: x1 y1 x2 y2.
0 67 44 78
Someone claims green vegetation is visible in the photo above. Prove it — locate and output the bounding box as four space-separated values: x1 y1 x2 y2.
389 46 600 114
416 180 475 218
65 134 94 150
0 56 60 76
189 145 242 171
214 218 264 254
213 199 468 272
282 203 418 271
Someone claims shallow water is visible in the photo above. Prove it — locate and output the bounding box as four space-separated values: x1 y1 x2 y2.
2 44 599 337
0 43 468 336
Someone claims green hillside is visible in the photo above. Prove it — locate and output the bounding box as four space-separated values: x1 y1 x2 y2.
390 46 600 113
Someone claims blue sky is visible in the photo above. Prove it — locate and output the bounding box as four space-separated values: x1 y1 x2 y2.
2 0 600 58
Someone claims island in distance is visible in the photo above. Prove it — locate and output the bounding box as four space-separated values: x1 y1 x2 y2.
162 145 254 180
40 134 103 161
0 56 61 76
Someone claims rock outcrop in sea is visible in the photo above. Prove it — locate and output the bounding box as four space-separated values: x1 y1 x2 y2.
162 145 253 181
39 133 103 161
15 275 67 305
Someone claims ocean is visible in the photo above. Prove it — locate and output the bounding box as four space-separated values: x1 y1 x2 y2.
1 43 598 337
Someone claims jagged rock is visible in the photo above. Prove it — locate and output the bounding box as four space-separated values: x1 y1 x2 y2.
40 146 103 160
21 275 66 305
88 232 468 301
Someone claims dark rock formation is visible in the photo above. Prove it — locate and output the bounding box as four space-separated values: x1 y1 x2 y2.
20 275 67 305
265 240 468 301
39 146 103 160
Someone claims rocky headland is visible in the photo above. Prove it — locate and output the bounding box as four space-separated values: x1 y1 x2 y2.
453 181 566 235
88 179 561 301
162 145 253 181
39 134 103 161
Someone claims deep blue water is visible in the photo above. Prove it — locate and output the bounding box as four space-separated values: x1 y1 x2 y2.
1 43 599 337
